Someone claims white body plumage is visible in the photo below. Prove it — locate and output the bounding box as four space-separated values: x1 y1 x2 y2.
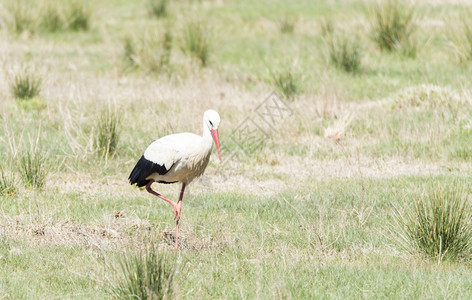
143 132 213 184
129 110 222 187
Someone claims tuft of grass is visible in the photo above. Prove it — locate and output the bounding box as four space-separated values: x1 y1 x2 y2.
7 1 91 34
320 19 362 73
279 15 296 34
326 34 362 73
449 19 472 63
142 28 173 72
370 0 417 56
271 69 301 100
111 250 176 300
40 4 64 32
124 27 173 73
160 29 173 68
11 71 42 100
319 17 335 37
147 0 168 18
392 184 472 262
183 21 211 66
0 167 17 197
95 109 120 158
123 35 138 67
66 0 91 31
19 144 48 190
8 1 35 34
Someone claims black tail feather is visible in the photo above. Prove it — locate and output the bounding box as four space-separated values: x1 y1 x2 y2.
129 155 170 187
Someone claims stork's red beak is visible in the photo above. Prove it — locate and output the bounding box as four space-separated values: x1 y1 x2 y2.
210 128 222 163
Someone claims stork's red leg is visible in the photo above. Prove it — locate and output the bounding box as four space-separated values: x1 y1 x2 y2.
175 183 186 221
145 180 180 219
174 183 186 250
146 180 186 250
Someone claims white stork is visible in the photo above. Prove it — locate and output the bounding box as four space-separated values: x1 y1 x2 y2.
129 109 222 249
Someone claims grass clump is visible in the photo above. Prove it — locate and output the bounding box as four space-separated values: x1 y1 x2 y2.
123 28 172 73
11 71 42 100
279 15 296 34
66 0 91 31
7 1 91 33
40 4 64 32
392 184 472 262
111 250 176 299
319 17 335 37
183 21 211 66
326 34 362 73
370 0 418 56
8 1 35 34
142 29 172 72
320 19 362 73
123 35 138 66
271 68 301 100
0 168 17 197
95 109 120 158
147 0 168 18
449 19 472 63
19 145 48 190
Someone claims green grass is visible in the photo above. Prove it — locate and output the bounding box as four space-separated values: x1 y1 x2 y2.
147 0 168 19
123 27 172 73
392 184 472 262
18 144 48 190
95 109 120 158
370 0 418 56
122 35 137 66
320 18 362 73
3 0 472 298
271 68 302 100
0 241 108 299
278 15 297 34
346 85 472 161
326 33 363 73
0 168 16 197
66 1 91 31
2 177 472 298
10 71 42 100
110 247 176 299
449 19 472 63
183 21 212 66
8 0 35 34
6 0 91 34
40 4 64 32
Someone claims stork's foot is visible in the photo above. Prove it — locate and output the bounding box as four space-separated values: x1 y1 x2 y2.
173 201 182 221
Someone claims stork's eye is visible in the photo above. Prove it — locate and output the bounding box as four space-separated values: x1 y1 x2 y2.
209 121 213 126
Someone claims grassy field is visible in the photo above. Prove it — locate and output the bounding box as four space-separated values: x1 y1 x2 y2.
1 0 472 298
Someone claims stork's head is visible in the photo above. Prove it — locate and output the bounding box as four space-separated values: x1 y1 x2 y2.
204 110 222 163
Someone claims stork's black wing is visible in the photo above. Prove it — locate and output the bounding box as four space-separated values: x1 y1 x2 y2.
128 155 172 187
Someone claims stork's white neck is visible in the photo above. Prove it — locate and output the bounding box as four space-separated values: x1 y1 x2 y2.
202 118 213 147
